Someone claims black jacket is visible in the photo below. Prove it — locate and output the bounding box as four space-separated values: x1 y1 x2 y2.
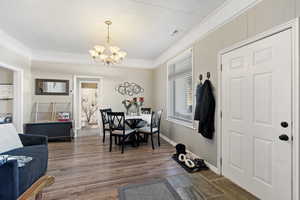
194 82 203 120
196 80 215 139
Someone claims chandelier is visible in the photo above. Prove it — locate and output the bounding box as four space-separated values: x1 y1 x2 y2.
89 20 127 65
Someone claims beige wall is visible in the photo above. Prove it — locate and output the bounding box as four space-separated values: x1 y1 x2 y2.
153 0 298 167
30 71 73 121
0 67 13 83
31 61 154 124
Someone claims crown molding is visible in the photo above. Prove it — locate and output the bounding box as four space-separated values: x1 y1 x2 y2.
153 0 262 67
0 29 32 59
0 28 154 69
31 50 154 69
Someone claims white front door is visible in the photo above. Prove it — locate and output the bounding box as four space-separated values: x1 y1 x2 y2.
221 29 292 200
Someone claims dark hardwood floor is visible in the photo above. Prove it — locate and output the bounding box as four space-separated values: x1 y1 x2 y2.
43 135 257 200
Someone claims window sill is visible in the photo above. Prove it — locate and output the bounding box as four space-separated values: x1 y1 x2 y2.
166 118 195 129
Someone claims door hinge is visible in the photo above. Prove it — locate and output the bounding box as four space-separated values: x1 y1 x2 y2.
220 111 223 119
220 157 223 167
220 64 223 72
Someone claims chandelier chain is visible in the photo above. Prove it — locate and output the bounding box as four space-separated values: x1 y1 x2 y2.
107 22 110 44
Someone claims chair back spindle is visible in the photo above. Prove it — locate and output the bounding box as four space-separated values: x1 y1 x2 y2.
150 110 163 132
100 108 112 125
107 112 126 133
99 108 112 143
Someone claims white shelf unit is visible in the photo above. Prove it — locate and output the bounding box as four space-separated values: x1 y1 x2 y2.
0 82 14 123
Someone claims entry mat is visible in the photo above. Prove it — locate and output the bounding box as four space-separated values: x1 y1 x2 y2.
118 175 209 200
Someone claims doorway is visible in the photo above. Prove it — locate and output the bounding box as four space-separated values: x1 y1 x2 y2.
79 81 100 132
219 19 299 200
73 76 103 137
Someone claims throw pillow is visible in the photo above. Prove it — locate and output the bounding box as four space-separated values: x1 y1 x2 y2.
0 124 23 154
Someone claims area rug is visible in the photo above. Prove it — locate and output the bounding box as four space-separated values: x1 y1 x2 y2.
118 179 182 200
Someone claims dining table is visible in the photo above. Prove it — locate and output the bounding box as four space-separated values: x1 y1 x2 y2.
121 114 152 146
125 114 151 129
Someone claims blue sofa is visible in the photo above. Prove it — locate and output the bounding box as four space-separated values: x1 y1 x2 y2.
0 134 48 200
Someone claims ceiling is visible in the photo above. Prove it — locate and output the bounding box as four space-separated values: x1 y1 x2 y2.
0 0 226 60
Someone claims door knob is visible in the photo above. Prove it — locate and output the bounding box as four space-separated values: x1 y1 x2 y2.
281 121 289 128
279 134 289 141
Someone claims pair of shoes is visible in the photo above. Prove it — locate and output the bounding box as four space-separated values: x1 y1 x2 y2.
194 159 208 170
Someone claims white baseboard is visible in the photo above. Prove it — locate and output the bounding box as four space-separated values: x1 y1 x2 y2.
160 134 220 175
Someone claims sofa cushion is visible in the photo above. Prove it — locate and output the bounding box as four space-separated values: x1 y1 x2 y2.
1 145 48 195
0 124 23 154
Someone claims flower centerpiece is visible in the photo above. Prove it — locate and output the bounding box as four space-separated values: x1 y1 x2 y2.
133 97 144 116
122 99 132 115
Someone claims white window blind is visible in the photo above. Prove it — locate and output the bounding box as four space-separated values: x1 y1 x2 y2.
167 49 193 124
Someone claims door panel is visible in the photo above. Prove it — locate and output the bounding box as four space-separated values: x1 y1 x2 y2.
253 137 272 185
253 73 272 125
222 29 292 200
229 131 244 171
230 77 243 120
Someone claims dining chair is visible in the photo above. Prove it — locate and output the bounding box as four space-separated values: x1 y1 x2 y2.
138 110 163 150
141 108 152 114
99 108 112 143
107 112 136 153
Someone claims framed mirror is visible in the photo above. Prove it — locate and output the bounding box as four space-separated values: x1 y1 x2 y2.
35 79 69 95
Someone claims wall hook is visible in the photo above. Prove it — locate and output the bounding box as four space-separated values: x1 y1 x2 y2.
207 72 211 80
199 74 203 82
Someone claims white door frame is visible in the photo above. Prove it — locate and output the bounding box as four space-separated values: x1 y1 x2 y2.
217 18 299 200
0 61 24 132
73 75 103 136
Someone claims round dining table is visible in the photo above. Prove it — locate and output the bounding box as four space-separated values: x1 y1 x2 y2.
121 114 151 146
125 114 151 129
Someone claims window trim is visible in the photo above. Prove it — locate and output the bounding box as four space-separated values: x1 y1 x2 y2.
166 47 194 129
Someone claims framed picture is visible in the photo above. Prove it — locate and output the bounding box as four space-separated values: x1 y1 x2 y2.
35 79 69 96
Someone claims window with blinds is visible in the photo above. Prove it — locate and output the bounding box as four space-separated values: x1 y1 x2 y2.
167 49 193 125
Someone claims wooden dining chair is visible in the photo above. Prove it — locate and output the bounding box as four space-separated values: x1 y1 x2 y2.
141 108 152 114
99 108 112 143
107 112 136 153
138 110 163 149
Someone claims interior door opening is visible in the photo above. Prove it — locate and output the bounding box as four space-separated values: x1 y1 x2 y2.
73 76 103 138
80 81 99 129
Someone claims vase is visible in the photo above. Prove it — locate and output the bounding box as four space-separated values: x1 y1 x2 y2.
122 100 132 115
136 101 143 116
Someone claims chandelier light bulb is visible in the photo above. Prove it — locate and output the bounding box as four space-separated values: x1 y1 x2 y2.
118 51 127 58
94 45 105 53
110 46 120 53
89 50 97 58
100 54 108 60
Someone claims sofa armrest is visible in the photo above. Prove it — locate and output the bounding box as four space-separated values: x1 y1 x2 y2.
18 134 48 146
0 160 19 200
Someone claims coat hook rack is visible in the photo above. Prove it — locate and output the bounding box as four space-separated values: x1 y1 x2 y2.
207 72 211 80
